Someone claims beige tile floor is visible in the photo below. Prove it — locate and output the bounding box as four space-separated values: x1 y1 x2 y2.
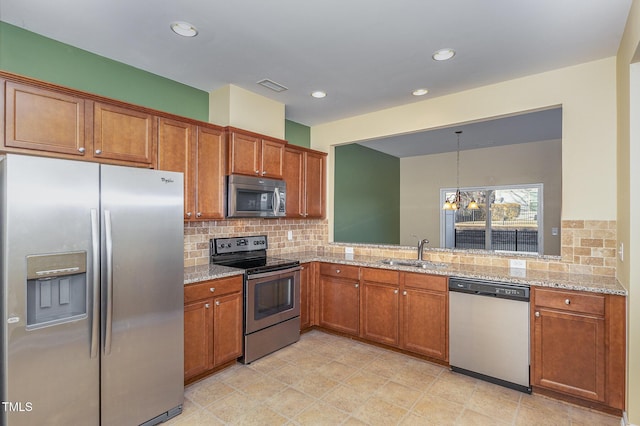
168 330 621 426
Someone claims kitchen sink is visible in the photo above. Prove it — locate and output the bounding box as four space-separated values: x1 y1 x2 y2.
380 259 447 269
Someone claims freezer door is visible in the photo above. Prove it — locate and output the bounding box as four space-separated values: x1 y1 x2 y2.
1 154 100 426
100 165 184 426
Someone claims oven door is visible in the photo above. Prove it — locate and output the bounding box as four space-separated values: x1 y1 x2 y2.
245 267 300 334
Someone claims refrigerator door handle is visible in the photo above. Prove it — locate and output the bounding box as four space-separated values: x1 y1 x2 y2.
104 209 114 355
90 209 100 359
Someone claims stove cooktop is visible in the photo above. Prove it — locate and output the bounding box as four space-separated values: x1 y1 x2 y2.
209 235 299 274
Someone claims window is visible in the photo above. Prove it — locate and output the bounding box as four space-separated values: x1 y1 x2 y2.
440 184 543 254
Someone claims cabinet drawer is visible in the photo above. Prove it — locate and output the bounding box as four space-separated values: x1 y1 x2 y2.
403 272 447 292
361 267 399 284
319 263 359 280
534 288 605 316
184 275 243 304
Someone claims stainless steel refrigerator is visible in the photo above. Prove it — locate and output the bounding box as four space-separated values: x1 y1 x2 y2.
0 154 184 425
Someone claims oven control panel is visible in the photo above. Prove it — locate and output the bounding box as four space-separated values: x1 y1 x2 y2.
212 235 268 254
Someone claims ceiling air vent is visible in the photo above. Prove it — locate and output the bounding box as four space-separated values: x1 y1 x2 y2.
257 79 288 92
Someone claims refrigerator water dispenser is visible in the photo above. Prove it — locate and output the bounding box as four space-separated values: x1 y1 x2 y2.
26 252 88 329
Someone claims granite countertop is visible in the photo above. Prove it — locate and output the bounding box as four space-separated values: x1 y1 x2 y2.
184 251 627 296
184 263 244 285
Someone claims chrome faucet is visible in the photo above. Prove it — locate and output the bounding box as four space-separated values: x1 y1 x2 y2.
412 235 430 260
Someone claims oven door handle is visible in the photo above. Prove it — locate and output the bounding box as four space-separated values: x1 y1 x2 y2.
247 265 301 280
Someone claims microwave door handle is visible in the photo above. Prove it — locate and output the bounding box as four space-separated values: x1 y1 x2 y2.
273 188 280 216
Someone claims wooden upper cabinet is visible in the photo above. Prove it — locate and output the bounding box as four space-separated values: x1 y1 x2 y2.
228 131 261 176
283 147 305 217
94 102 156 167
304 150 326 218
158 119 226 220
157 117 195 219
4 81 89 156
261 139 285 178
283 145 327 218
227 128 285 179
195 126 226 220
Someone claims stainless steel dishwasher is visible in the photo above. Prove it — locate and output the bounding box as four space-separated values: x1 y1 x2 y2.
449 277 532 393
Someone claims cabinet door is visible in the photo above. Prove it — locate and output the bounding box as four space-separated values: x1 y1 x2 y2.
402 287 448 360
283 147 305 217
532 307 606 402
260 139 285 179
300 263 312 330
157 118 195 219
304 151 326 218
319 275 359 335
5 81 88 156
228 131 260 176
360 280 399 346
401 273 448 361
184 300 213 381
195 127 226 219
94 102 155 166
213 292 243 366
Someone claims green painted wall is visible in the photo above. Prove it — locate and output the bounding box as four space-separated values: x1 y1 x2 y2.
0 21 209 121
334 144 400 244
285 120 310 148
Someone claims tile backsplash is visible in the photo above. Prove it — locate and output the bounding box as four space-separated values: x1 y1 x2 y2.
184 219 616 277
184 219 328 267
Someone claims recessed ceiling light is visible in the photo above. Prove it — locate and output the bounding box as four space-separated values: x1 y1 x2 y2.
311 91 327 99
432 48 455 61
412 88 429 96
170 21 198 37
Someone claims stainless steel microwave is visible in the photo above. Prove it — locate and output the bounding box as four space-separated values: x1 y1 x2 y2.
227 175 286 218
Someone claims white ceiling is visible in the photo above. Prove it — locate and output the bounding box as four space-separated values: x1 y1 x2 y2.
358 107 562 158
0 1 631 127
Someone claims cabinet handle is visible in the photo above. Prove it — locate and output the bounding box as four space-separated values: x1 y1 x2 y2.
336 269 341 274
255 170 260 174
215 301 220 306
301 266 305 270
565 299 571 305
354 284 359 288
196 212 202 218
394 289 399 294
186 212 192 218
205 303 210 309
95 149 102 155
78 147 86 153
403 291 407 296
535 311 540 318
210 287 215 293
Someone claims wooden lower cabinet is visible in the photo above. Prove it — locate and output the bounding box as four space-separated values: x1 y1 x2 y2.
316 264 448 363
184 275 243 383
300 262 313 330
531 287 625 411
318 263 360 335
400 272 448 361
360 268 400 346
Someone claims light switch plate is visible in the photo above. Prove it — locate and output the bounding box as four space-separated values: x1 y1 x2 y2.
287 230 293 241
345 247 354 254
